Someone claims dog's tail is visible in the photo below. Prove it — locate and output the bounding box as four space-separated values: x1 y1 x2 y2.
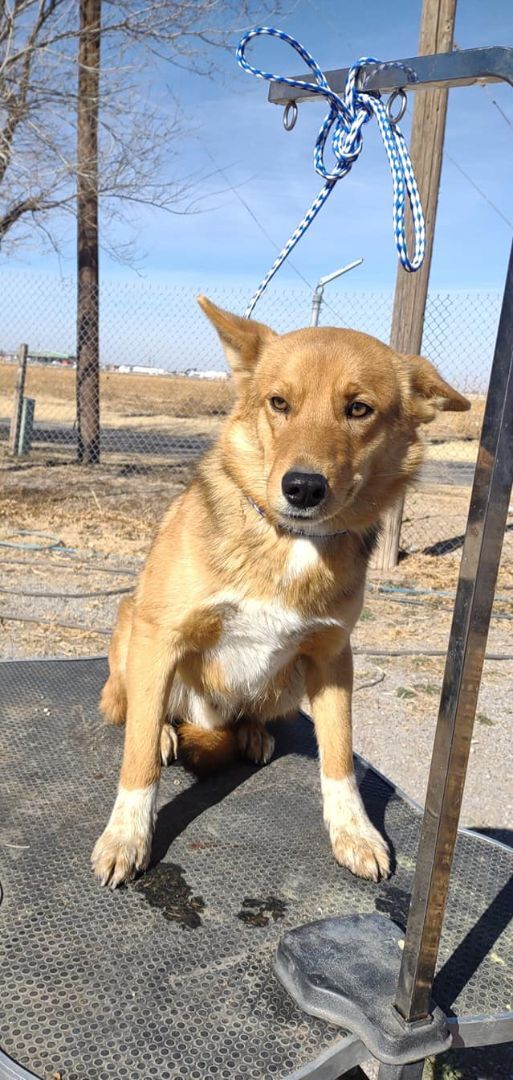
177 723 239 777
100 674 127 727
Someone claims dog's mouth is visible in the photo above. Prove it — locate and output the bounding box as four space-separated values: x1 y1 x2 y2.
274 505 342 536
280 507 323 521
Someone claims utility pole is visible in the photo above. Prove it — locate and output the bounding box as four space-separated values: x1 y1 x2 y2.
76 0 101 465
374 0 457 572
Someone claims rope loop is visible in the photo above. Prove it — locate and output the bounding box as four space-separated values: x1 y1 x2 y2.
236 28 426 318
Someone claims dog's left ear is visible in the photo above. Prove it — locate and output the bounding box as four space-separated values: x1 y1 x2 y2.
398 352 470 423
198 296 276 389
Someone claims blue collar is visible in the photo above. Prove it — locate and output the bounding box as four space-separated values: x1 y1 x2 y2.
246 496 349 540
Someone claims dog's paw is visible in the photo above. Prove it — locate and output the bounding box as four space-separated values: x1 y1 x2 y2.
236 720 275 765
331 825 390 882
91 826 151 889
91 785 157 888
160 722 179 766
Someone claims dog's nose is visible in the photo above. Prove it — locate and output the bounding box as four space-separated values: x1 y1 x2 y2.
281 470 328 509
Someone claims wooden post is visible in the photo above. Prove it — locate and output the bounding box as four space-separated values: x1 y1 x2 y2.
373 0 457 572
76 0 101 465
8 343 29 454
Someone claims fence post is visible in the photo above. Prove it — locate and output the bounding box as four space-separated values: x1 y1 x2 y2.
373 0 456 573
8 343 29 455
18 397 36 455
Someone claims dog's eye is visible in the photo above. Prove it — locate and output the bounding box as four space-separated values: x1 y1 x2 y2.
347 401 373 419
270 396 289 413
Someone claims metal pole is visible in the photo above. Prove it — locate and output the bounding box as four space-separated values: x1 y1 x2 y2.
8 343 28 455
393 238 513 1022
17 397 35 456
377 1062 425 1080
310 259 363 327
310 288 323 327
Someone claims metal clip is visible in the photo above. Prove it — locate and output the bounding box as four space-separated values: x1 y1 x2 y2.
386 87 408 125
283 100 298 131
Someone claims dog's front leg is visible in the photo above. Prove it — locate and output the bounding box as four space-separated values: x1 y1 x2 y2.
305 646 390 882
92 618 177 888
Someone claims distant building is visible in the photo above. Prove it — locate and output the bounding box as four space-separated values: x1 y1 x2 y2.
29 350 76 366
184 368 228 380
0 349 76 366
111 364 168 375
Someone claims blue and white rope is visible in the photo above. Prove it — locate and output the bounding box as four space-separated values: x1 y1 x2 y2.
236 27 426 318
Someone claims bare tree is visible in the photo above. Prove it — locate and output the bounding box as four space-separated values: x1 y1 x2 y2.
77 0 101 464
1 0 285 463
0 1 283 250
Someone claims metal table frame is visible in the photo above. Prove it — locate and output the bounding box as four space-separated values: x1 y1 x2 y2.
268 43 513 1078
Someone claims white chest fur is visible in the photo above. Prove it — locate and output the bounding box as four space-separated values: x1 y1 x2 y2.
206 595 344 702
282 537 322 584
170 593 347 726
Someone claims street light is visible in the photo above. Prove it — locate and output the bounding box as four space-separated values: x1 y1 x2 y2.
310 259 363 326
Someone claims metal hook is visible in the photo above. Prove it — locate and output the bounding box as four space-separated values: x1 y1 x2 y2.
386 87 408 125
283 100 298 131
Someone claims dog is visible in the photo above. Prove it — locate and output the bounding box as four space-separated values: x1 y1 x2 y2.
91 297 469 889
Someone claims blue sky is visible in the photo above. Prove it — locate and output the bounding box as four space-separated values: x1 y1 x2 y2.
3 0 513 304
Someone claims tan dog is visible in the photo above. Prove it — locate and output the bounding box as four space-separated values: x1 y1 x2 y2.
91 298 469 889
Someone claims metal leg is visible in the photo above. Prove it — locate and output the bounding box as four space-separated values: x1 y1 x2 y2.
393 239 513 1022
376 1061 425 1080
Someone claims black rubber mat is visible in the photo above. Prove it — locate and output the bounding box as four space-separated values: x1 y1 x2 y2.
0 658 512 1080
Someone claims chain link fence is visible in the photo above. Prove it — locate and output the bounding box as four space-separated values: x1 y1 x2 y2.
0 273 504 562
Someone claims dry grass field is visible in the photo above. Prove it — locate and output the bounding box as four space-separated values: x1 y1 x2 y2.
0 361 235 431
0 359 482 435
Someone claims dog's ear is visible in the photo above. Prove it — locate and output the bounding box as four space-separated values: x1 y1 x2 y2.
398 352 470 423
198 296 276 388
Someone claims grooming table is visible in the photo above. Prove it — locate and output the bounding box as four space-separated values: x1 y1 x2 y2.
0 657 512 1080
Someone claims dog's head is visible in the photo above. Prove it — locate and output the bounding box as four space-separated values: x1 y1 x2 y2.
199 297 470 535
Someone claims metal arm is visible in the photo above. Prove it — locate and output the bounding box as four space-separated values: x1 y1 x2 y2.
267 46 513 105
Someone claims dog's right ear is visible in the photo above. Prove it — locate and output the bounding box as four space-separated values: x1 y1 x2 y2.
197 296 276 389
